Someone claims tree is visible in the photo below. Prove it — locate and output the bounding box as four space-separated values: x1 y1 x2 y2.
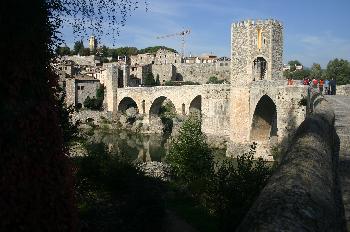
81 47 91 56
73 40 84 55
207 76 225 84
1 1 77 230
56 46 71 56
138 46 177 54
166 116 213 185
1 0 147 230
100 45 109 57
155 74 160 86
83 84 105 110
288 60 302 72
310 63 322 79
144 72 156 86
326 58 350 85
207 145 271 231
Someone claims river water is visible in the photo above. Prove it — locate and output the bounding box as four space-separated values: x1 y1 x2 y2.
84 129 226 162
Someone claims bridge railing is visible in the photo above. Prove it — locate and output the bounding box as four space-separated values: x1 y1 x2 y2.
237 96 345 231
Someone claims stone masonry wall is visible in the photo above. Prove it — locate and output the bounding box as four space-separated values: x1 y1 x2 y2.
337 84 350 96
237 97 345 231
173 63 230 83
76 80 101 107
65 78 76 106
115 84 231 137
231 19 283 86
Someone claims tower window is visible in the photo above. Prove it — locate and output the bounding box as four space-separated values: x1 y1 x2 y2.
257 29 262 49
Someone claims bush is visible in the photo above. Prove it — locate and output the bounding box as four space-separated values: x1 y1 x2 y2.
166 116 213 186
144 72 156 86
74 142 165 232
83 84 105 110
207 144 271 231
206 76 225 84
164 80 200 86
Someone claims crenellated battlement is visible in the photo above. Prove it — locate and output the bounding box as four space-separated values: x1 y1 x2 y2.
231 18 284 85
231 19 283 28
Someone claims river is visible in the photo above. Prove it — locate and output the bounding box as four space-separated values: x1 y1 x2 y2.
83 128 226 162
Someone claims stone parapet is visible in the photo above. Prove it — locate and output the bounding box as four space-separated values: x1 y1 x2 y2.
337 84 350 96
237 97 345 231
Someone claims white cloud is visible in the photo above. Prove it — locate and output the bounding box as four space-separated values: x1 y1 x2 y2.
286 32 350 67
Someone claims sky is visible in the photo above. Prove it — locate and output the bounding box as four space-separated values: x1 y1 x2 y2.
59 0 350 68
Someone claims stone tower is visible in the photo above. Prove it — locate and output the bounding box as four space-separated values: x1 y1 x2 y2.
229 19 284 148
231 19 283 86
89 35 97 51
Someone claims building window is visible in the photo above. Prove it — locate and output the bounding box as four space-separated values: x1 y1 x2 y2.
81 86 84 90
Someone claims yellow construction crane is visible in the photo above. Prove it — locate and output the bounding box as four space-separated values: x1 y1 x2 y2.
156 29 191 58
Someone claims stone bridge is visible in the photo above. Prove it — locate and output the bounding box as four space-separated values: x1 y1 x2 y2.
115 84 231 137
237 94 350 231
101 19 312 160
112 81 308 160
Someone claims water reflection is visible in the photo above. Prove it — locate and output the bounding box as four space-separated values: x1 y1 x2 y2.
86 129 169 162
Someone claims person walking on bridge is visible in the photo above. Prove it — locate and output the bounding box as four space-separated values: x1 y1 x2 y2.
324 79 330 95
319 79 324 94
330 77 337 95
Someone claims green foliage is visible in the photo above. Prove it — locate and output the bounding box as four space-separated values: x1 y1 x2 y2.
83 84 105 110
164 80 200 86
73 40 84 55
166 116 213 185
283 69 310 80
326 58 350 85
108 46 138 58
56 88 79 147
74 143 165 232
288 60 302 72
144 72 156 86
206 76 225 84
159 101 177 136
100 45 109 57
155 74 160 86
1 1 78 230
138 46 177 54
310 63 322 79
56 46 71 56
82 48 91 56
207 145 272 231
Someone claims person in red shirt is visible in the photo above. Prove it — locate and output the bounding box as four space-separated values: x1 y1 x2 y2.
312 78 318 88
319 79 324 94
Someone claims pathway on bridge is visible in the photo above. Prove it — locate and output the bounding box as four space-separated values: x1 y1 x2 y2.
326 95 350 231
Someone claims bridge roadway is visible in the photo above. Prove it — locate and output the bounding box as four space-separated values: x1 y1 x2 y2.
326 95 350 230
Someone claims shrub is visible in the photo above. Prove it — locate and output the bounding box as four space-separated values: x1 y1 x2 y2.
166 116 213 186
83 85 104 110
144 72 156 86
207 144 271 231
74 142 165 232
206 76 225 84
164 80 200 86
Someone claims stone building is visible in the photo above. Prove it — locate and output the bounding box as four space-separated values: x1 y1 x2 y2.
65 75 101 108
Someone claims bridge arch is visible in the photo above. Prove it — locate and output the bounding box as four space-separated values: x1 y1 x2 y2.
250 94 277 141
118 97 139 113
149 96 177 117
189 95 202 115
